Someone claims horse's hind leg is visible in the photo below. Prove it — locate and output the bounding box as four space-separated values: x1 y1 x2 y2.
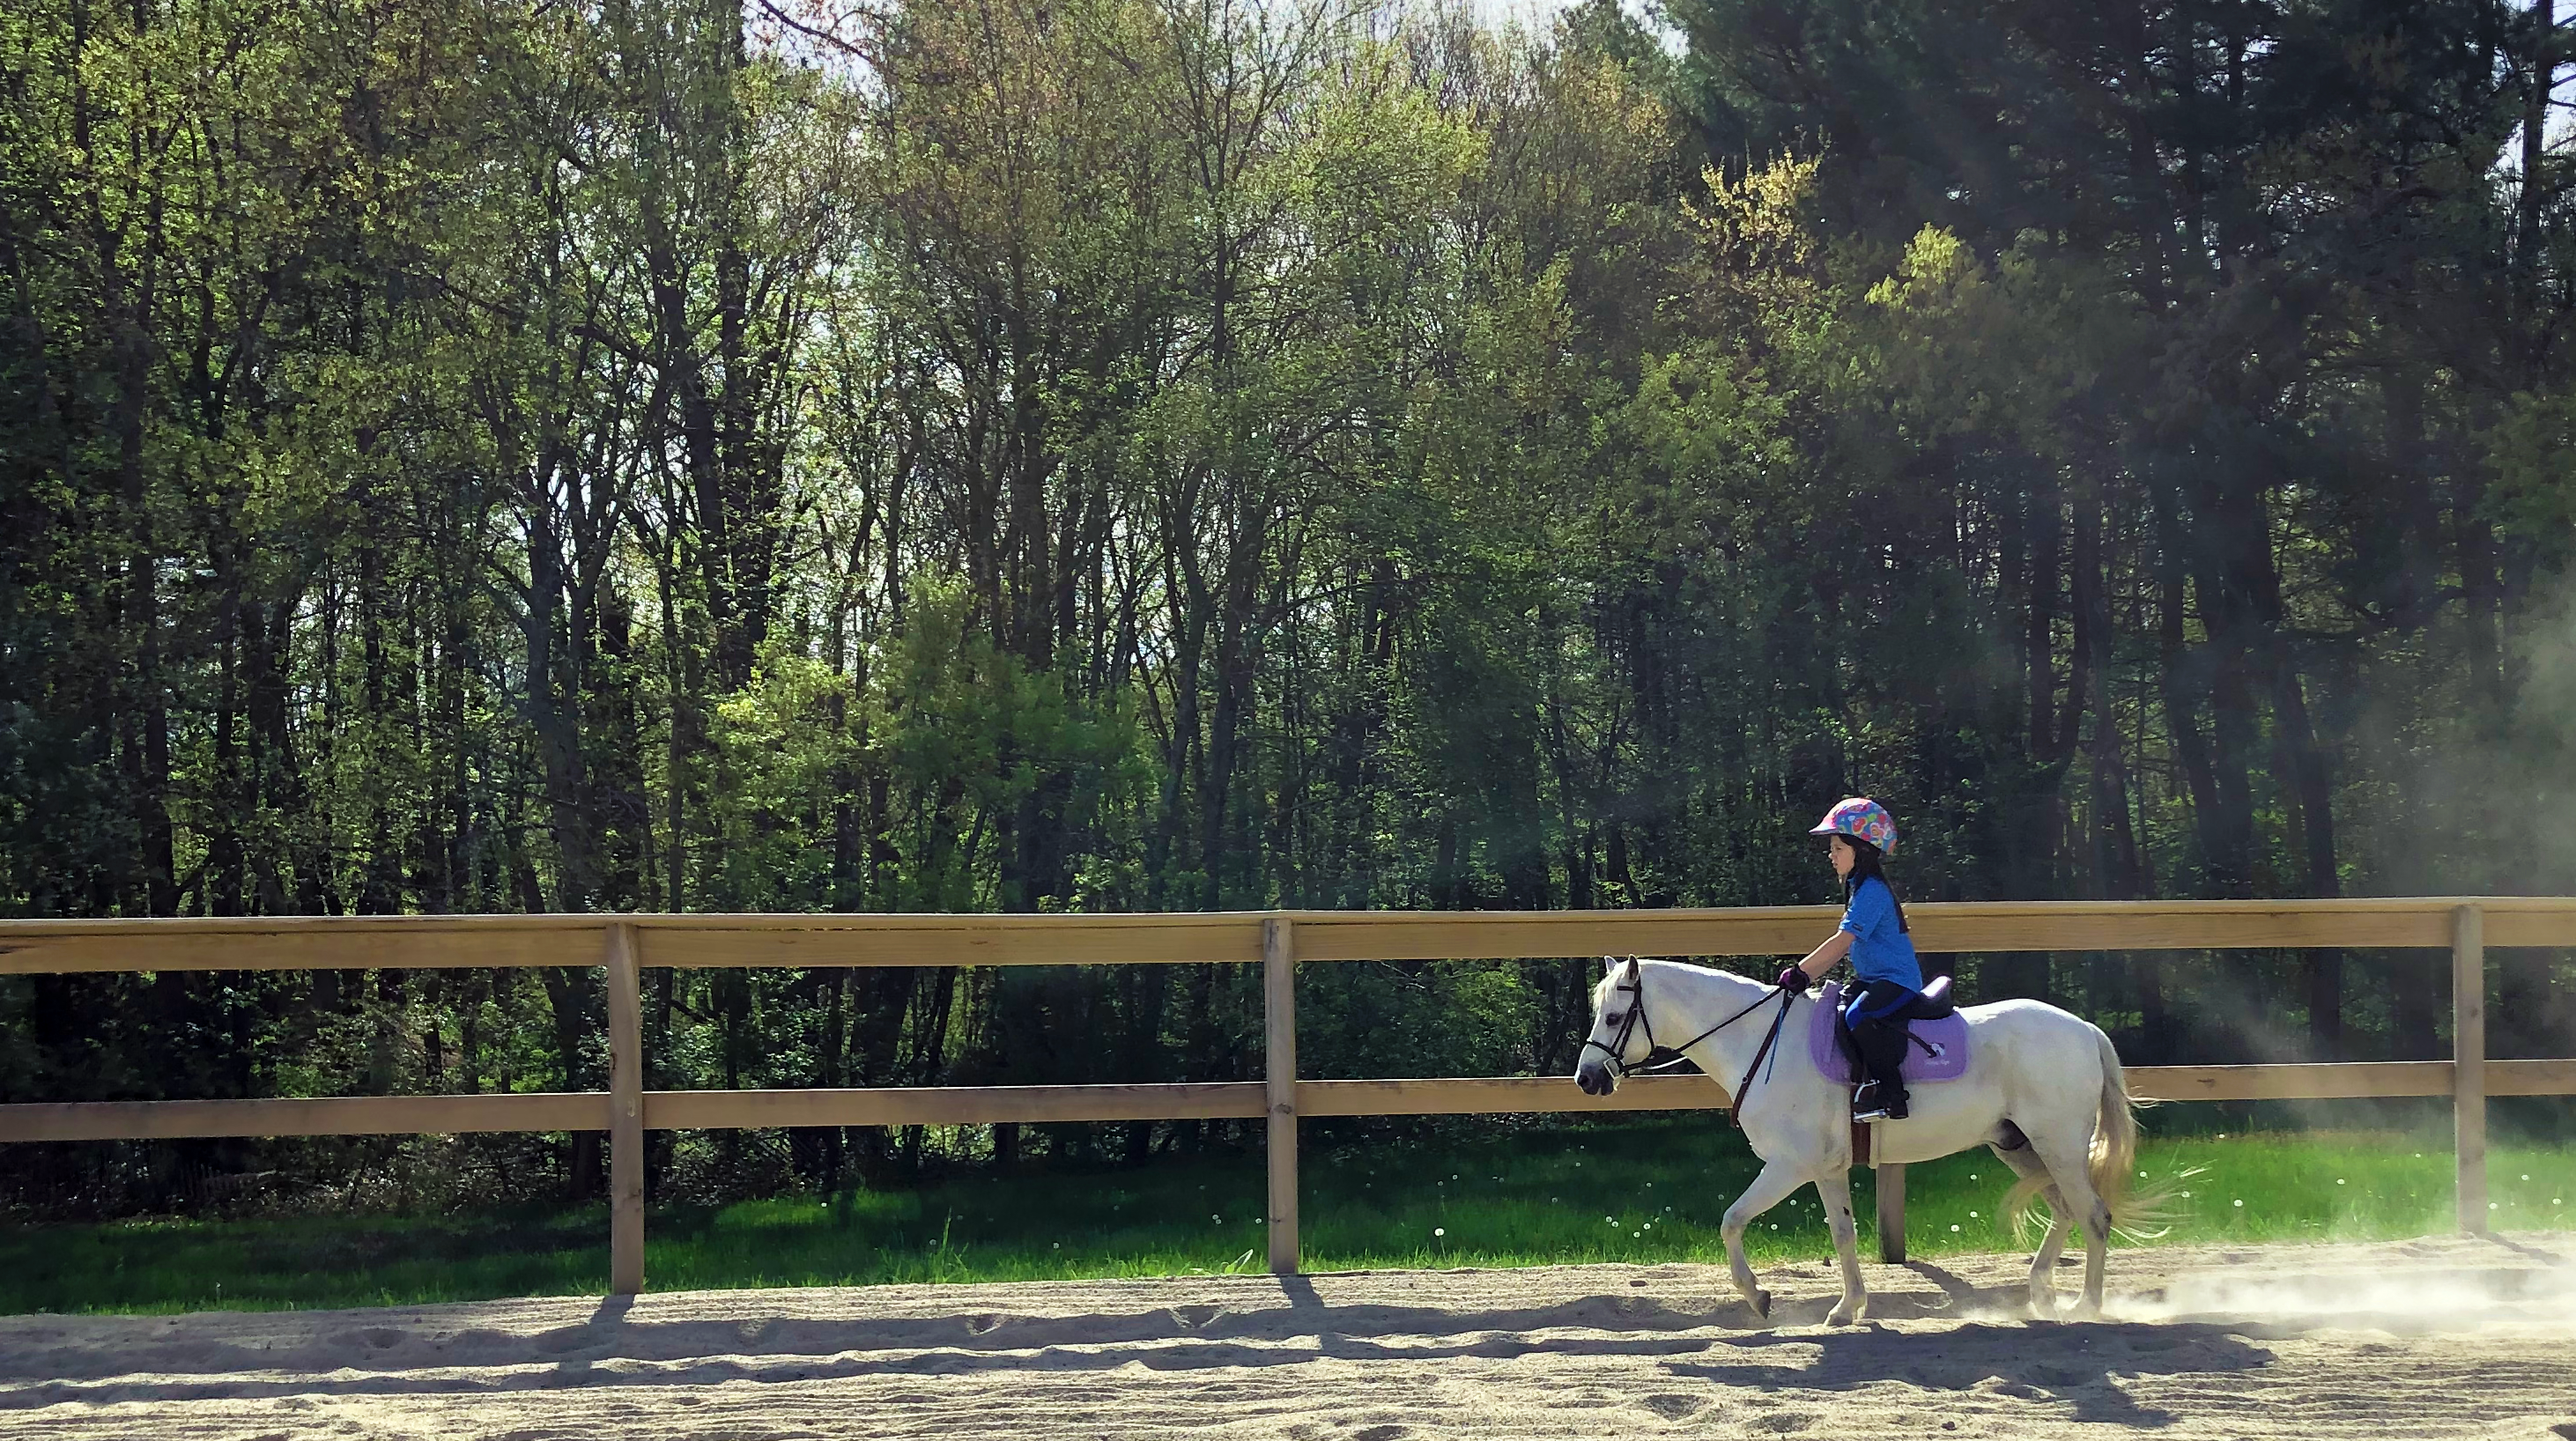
1721 1158 1807 1322
2019 1128 2112 1320
1991 1136 2074 1319
1813 1172 1867 1326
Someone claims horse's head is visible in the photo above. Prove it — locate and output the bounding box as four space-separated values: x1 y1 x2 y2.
1574 956 1650 1096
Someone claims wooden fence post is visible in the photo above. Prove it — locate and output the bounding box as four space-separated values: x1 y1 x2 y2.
606 920 646 1294
2453 904 2486 1236
1263 916 1299 1275
1875 1155 1906 1263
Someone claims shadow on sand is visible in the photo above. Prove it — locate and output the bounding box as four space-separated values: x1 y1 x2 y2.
0 1261 2293 1420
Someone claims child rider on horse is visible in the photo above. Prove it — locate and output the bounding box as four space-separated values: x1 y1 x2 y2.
1774 798 1921 1122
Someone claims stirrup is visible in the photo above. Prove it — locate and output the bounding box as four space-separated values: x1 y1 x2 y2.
1850 1082 1883 1120
1851 1082 1907 1122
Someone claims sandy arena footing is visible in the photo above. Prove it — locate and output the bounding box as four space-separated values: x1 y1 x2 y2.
2 1232 2572 1439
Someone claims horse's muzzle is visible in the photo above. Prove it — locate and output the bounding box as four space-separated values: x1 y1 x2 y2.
1574 1060 1615 1096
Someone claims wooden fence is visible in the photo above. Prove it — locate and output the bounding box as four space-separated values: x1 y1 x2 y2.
4 898 2574 1290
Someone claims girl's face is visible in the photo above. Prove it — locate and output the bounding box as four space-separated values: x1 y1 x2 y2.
1828 835 1855 878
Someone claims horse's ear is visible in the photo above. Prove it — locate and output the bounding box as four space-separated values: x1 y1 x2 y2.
1603 956 1623 977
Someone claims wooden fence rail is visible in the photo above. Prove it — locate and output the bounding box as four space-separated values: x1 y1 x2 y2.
3 898 2572 1288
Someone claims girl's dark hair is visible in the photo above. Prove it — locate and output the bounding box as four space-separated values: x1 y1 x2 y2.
1840 835 1909 933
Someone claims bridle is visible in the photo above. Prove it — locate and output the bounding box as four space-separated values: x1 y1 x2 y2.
1581 956 1800 1127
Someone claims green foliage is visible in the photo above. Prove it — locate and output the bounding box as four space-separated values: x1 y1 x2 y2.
1 0 2572 1220
2486 386 2576 561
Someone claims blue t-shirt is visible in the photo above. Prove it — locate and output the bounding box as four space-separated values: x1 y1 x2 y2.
1839 876 1922 989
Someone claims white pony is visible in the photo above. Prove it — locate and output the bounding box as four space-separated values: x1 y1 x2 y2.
1573 956 2147 1323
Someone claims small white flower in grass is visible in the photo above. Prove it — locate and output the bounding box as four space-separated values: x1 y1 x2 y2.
2491 1202 2499 1210
2181 1190 2193 1199
2232 1199 2242 1208
2522 1174 2531 1181
2336 1179 2345 1186
1967 1211 1978 1219
1969 1173 1979 1180
1433 1228 1445 1238
1950 1224 1960 1232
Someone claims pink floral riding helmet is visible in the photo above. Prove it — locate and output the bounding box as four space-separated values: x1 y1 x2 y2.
1809 797 1898 855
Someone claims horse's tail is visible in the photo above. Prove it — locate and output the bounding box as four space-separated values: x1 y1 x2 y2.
2006 1024 2180 1242
2089 1029 2140 1223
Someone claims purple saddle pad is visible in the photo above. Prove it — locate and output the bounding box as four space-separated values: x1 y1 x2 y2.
1808 981 1972 1084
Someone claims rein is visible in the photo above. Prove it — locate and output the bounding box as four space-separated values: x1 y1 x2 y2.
1581 957 1800 1127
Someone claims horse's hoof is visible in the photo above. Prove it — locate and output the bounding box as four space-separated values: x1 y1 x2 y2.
1825 1304 1858 1327
1748 1288 1772 1320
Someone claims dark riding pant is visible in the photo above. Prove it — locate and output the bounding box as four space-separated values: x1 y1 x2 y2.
1841 979 1917 1104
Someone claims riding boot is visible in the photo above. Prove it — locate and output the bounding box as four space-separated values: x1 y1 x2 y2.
1849 1017 1911 1121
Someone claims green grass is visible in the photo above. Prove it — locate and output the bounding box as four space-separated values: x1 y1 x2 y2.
4 1120 2572 1314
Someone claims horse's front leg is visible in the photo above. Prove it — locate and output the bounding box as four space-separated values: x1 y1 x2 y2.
1720 1157 1808 1322
1813 1172 1867 1326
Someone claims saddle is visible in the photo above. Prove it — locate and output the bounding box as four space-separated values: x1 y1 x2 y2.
1806 976 1969 1087
1892 973 1958 1022
1815 977 1966 1166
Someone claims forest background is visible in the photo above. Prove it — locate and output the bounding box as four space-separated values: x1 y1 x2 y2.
3 0 2573 1220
